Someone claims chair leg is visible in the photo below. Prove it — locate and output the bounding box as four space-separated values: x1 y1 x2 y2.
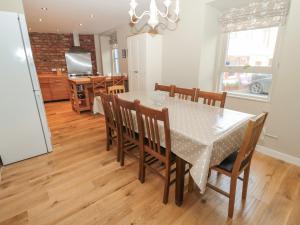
163 165 171 204
139 152 145 183
116 133 121 162
138 146 142 180
106 127 111 151
120 139 125 166
228 176 238 218
242 166 250 200
208 169 212 178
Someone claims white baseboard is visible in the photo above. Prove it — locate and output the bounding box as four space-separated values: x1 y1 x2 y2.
256 145 300 167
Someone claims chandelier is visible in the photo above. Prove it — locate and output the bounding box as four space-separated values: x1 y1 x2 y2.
129 0 180 29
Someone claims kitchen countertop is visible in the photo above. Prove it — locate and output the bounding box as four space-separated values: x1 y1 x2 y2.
68 76 128 85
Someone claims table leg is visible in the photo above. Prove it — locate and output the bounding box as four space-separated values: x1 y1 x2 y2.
175 156 186 206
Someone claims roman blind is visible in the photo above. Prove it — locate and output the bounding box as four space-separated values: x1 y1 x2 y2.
219 0 291 33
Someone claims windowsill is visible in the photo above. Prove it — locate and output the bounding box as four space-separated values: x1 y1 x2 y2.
226 92 270 103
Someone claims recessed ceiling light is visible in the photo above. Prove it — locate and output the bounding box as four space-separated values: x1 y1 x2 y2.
39 18 43 22
90 14 94 18
79 23 83 26
41 7 48 11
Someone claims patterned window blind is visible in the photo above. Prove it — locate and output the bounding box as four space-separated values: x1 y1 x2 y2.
219 0 291 32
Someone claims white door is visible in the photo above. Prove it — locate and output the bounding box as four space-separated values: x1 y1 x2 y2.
128 35 137 91
128 34 146 92
0 12 48 165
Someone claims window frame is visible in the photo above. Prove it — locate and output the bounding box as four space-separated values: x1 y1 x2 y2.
215 26 284 102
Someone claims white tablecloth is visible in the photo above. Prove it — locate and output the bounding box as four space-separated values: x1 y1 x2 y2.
93 96 104 115
94 91 253 193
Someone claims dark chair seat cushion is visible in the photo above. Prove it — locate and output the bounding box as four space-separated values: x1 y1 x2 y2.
217 149 250 173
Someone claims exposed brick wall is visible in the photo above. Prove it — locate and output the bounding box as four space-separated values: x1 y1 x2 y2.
79 35 97 74
29 32 97 75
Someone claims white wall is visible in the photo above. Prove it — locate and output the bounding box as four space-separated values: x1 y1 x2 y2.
0 0 24 13
100 36 112 75
161 0 205 88
98 24 134 75
116 25 133 74
197 5 221 91
94 34 103 74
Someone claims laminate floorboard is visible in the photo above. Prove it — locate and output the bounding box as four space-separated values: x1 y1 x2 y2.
0 101 299 225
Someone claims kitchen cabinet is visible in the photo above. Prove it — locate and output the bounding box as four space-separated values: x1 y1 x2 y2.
39 77 52 102
38 75 69 102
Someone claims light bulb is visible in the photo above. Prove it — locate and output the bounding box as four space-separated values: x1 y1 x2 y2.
175 0 179 15
148 0 159 28
130 0 137 9
164 0 172 8
129 9 134 17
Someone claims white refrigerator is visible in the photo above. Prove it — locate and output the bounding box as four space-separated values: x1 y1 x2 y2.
0 11 52 165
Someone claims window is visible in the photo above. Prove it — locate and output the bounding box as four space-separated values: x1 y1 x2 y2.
218 27 279 99
112 47 120 74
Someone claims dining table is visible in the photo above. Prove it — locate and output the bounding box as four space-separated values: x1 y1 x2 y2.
94 90 254 206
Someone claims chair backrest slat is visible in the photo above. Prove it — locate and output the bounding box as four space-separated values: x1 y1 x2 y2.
100 93 117 129
154 118 161 153
233 112 268 173
136 103 171 163
173 86 197 102
115 96 139 141
108 85 125 95
196 90 227 108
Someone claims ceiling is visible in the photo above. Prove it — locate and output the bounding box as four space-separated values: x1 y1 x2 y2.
23 0 148 34
23 0 255 34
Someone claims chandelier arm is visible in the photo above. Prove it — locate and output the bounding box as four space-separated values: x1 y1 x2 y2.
165 14 179 23
157 5 169 18
133 9 150 20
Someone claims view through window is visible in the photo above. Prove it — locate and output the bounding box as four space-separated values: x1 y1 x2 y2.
219 27 279 98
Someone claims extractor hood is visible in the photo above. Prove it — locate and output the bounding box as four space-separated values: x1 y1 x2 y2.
68 32 88 52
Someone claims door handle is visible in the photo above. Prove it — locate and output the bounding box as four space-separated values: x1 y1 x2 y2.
134 70 138 73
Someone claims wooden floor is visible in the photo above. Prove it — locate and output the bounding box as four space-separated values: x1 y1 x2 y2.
0 101 299 225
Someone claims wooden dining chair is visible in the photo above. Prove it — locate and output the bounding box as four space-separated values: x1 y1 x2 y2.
99 93 120 161
207 112 268 218
135 103 176 204
91 76 107 96
195 90 227 108
154 83 174 97
108 85 125 95
172 86 197 101
114 96 140 167
112 75 125 86
90 77 107 108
